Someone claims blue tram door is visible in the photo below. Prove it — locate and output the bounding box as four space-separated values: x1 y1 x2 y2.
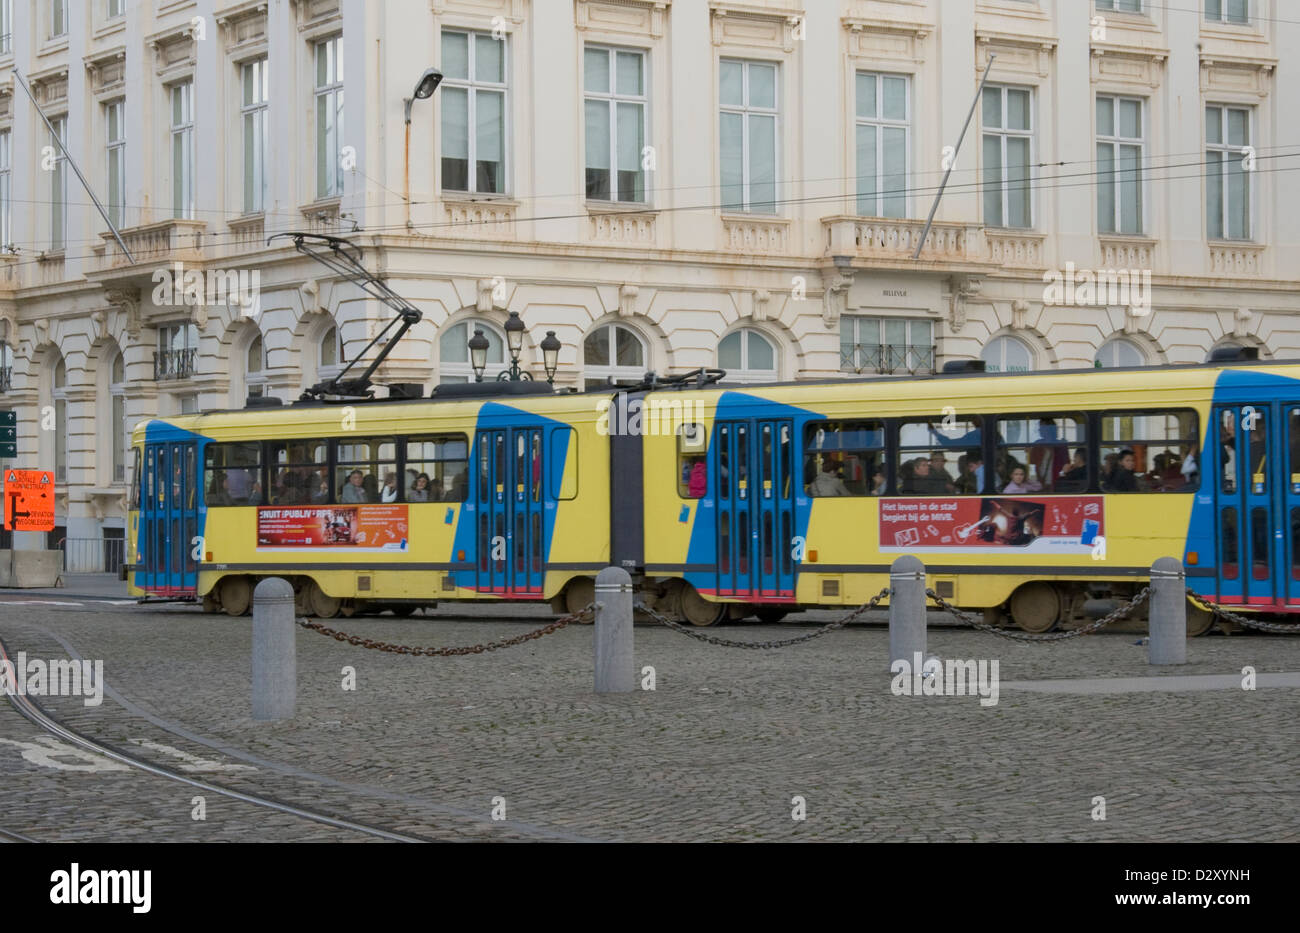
141 440 200 595
1285 406 1300 606
1213 404 1278 608
715 419 796 600
475 427 546 597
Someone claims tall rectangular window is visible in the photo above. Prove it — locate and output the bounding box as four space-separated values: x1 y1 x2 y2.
0 0 12 55
840 315 934 375
50 117 67 249
982 85 1033 228
583 46 646 203
1096 95 1144 235
441 31 506 194
0 129 10 250
170 81 195 219
855 73 909 218
719 59 778 213
105 100 125 229
1206 0 1248 23
51 0 66 37
242 57 269 213
108 0 124 17
315 36 344 199
1206 104 1251 240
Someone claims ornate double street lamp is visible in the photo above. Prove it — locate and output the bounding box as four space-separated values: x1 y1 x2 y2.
469 311 562 385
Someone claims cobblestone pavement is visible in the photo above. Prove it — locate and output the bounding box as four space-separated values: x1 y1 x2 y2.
0 596 1297 842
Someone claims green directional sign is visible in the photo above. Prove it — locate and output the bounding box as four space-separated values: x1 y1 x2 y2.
0 410 15 459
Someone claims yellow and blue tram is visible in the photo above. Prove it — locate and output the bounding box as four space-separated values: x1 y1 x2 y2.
127 354 1300 633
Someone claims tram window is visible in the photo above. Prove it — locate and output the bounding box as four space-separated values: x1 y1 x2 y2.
265 439 327 506
1290 409 1300 495
1242 409 1267 495
335 437 397 504
897 416 981 496
678 423 708 499
130 449 141 510
144 450 154 512
994 415 1085 494
550 428 578 500
529 431 543 502
1100 410 1198 493
1220 410 1236 494
1251 507 1270 580
1221 506 1238 579
186 448 197 509
204 442 263 507
406 435 469 502
804 420 885 497
1292 508 1300 581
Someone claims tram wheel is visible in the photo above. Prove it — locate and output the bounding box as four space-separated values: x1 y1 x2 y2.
564 577 596 623
680 585 726 627
389 605 417 618
1009 582 1060 634
308 581 343 619
218 576 252 617
755 607 789 624
1186 600 1215 637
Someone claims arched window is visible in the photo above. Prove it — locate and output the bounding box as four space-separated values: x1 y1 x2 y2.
318 324 344 379
246 334 266 398
1095 337 1145 369
110 351 127 483
439 320 506 383
1206 338 1260 361
583 323 646 390
0 342 12 393
53 356 68 482
981 335 1033 373
718 328 777 383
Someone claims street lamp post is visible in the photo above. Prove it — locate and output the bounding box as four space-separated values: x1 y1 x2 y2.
467 315 562 385
403 67 443 229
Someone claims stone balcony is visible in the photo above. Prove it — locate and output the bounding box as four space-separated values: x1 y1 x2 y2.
823 215 988 271
88 218 209 284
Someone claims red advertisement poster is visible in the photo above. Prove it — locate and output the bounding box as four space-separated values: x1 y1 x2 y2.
257 506 410 551
878 496 1104 553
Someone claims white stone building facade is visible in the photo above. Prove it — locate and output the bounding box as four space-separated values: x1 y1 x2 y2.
0 0 1296 552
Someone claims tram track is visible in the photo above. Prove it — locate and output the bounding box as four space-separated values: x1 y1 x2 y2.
0 635 435 844
0 625 604 843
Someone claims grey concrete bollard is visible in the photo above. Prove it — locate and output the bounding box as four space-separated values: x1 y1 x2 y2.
1148 557 1187 666
889 555 927 673
252 577 297 720
593 566 634 693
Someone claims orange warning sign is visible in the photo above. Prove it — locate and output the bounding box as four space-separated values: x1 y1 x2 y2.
3 470 56 532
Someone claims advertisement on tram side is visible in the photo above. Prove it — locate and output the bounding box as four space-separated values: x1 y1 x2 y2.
878 496 1104 553
256 505 410 550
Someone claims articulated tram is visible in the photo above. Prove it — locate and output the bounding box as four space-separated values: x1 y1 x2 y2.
126 353 1300 634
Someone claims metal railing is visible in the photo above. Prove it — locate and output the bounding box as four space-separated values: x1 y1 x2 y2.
0 366 11 393
56 537 127 574
841 343 936 376
154 348 197 381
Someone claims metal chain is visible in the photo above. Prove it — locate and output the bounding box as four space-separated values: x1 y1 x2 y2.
1185 588 1300 635
295 605 593 656
925 586 1152 643
635 588 892 649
